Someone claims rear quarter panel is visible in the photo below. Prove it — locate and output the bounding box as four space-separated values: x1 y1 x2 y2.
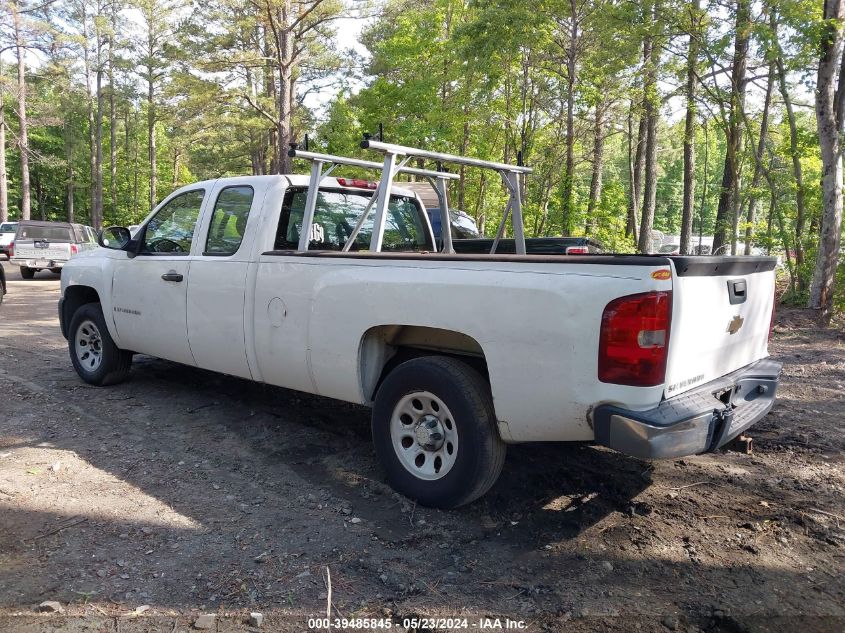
254 255 672 442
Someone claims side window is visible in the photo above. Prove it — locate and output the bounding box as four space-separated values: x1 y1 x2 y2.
204 186 254 256
142 190 205 254
274 189 431 252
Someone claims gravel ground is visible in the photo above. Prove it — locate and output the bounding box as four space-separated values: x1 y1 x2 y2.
0 260 843 633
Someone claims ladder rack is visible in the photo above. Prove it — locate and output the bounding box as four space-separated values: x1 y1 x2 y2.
288 139 532 255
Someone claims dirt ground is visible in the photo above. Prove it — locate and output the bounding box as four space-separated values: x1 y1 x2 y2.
0 259 843 633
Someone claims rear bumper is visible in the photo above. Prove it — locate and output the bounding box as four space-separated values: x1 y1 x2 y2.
9 258 66 268
593 358 782 459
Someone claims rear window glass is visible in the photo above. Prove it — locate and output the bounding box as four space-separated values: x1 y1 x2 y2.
17 225 73 241
0 223 16 233
275 188 432 252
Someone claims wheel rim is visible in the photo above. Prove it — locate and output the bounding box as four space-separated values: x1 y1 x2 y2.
75 319 104 373
390 391 459 481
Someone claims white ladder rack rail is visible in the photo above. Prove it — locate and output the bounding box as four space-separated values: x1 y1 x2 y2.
360 139 533 255
287 147 460 253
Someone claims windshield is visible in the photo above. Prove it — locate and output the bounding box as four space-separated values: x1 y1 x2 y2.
658 244 680 254
450 210 480 238
0 223 16 233
16 225 73 241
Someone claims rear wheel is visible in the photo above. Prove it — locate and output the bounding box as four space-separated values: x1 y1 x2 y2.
68 303 132 386
372 356 506 508
19 266 35 280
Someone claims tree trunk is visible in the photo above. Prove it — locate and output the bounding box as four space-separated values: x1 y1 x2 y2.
680 0 700 255
109 22 117 220
13 4 31 220
773 22 806 281
82 4 96 223
124 109 132 211
172 148 180 188
94 10 105 230
776 201 797 292
626 104 645 244
766 181 775 255
696 119 710 254
133 110 140 217
638 4 660 254
459 113 470 211
809 0 845 323
276 0 294 175
712 0 750 255
561 0 578 235
0 59 8 224
744 60 774 255
585 102 605 233
148 70 156 209
65 121 74 223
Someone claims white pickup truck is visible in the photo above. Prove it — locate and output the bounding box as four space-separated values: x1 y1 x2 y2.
59 142 782 508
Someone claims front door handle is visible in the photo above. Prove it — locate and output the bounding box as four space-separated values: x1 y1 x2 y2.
161 271 183 282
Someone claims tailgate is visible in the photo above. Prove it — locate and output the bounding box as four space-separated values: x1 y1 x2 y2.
14 240 72 261
664 257 777 399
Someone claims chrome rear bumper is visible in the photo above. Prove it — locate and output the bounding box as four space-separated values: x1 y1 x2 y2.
593 358 783 459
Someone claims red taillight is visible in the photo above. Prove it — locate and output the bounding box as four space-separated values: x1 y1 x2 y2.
566 246 589 254
70 244 79 256
8 241 13 257
337 178 378 190
598 291 672 387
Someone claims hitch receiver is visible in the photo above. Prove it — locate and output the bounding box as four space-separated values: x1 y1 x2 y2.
726 434 753 455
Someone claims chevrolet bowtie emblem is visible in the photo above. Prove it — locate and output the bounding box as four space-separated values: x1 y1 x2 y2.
727 315 745 335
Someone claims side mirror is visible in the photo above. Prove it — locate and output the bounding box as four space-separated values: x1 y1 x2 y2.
98 226 132 250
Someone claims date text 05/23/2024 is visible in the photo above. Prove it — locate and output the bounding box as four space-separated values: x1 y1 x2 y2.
307 617 527 630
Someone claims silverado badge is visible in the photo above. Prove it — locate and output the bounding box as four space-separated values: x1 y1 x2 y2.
727 315 744 335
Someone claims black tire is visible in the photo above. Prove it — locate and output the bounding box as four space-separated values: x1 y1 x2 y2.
19 266 35 280
51 268 62 275
372 356 506 509
68 303 132 386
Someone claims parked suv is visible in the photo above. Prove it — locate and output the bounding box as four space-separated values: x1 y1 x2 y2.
9 220 97 279
0 221 17 258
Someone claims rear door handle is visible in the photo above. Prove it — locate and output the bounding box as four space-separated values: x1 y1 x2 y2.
161 271 183 282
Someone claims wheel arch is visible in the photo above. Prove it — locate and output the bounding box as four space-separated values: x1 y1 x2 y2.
61 285 101 339
358 325 491 404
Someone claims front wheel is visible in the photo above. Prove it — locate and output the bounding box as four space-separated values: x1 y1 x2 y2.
19 266 35 280
372 356 506 509
68 303 132 386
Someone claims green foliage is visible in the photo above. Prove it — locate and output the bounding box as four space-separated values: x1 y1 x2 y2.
0 0 838 316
